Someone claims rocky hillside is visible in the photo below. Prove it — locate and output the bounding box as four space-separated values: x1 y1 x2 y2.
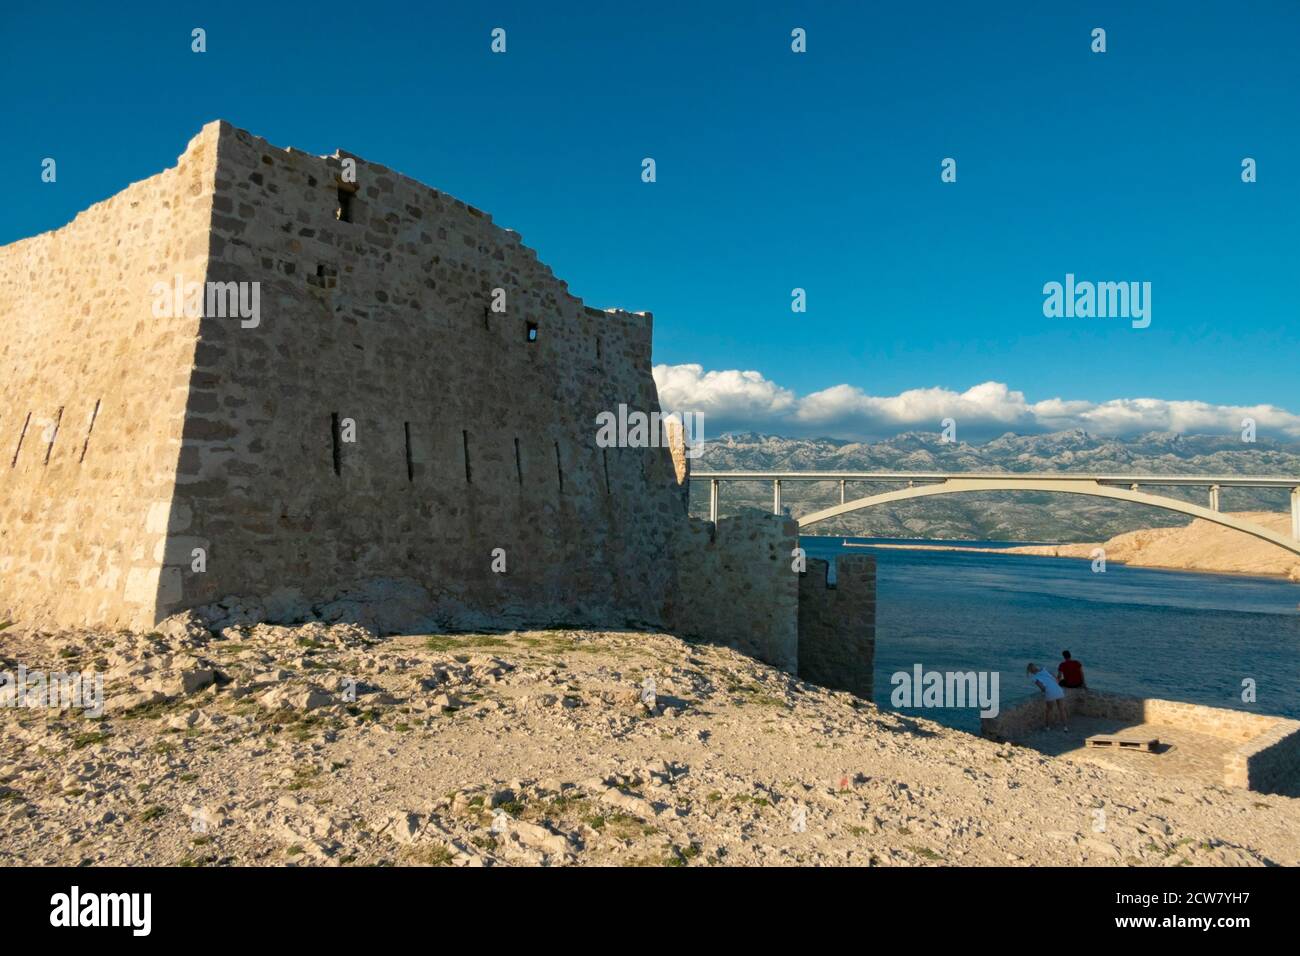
1005 512 1300 581
2 617 1297 866
695 430 1300 541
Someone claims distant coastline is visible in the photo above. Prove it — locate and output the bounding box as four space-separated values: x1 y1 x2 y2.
845 511 1300 583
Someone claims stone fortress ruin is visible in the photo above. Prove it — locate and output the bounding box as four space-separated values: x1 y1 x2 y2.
0 121 873 696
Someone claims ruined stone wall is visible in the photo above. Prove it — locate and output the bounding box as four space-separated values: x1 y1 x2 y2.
798 555 875 698
980 687 1091 740
669 513 798 671
160 122 684 629
1225 717 1300 795
982 690 1300 794
0 125 219 629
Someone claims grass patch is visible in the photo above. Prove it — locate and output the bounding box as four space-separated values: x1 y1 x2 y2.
725 681 790 709
123 699 176 721
140 806 167 822
71 731 110 750
405 844 455 866
909 846 942 861
424 635 509 653
590 812 657 840
285 765 323 792
666 843 702 866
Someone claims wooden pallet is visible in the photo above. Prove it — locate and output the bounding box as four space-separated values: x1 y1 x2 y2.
1085 734 1160 752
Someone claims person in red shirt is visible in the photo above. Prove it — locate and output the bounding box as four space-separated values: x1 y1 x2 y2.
1056 650 1086 689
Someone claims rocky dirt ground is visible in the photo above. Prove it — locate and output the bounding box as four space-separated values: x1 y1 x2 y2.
2 617 1298 867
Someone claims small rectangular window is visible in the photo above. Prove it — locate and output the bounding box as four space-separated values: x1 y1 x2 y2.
404 422 414 483
43 406 63 466
330 412 342 476
526 321 538 343
10 412 30 468
79 399 100 463
336 186 354 223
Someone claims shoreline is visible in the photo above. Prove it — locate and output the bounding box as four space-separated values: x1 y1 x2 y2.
841 532 1300 583
825 510 1300 584
843 540 1292 580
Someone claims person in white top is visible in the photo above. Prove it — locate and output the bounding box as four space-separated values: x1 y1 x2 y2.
1027 662 1069 731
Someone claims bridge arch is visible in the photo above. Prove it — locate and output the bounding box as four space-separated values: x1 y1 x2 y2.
795 477 1300 557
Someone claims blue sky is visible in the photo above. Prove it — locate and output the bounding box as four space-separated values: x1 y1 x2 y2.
4 1 1297 439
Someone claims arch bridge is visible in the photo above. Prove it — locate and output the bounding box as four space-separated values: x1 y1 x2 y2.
690 471 1300 556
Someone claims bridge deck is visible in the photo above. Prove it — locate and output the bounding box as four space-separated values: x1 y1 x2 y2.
690 471 1300 550
691 471 1300 487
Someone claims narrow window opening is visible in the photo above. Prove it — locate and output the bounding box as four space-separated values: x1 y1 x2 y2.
514 437 523 484
463 429 472 483
11 412 31 468
330 412 342 476
526 321 539 343
42 406 63 466
602 448 610 495
554 441 564 493
336 186 354 223
404 422 414 483
79 399 100 463
596 337 602 360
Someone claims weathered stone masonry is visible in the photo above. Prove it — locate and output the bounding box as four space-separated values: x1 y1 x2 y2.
0 121 875 692
799 556 875 698
0 124 218 628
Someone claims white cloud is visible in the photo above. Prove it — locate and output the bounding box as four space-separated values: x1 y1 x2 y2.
652 363 1300 440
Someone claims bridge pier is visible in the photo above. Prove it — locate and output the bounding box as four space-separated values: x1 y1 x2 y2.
840 479 846 504
709 479 719 523
1209 484 1221 512
1293 487 1300 541
773 479 783 515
